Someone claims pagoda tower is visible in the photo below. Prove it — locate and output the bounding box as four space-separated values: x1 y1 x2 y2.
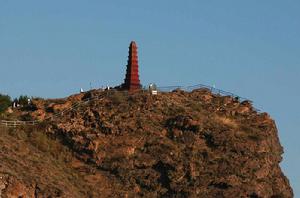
122 41 141 91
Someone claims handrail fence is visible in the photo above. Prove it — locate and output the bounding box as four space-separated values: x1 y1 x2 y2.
1 83 259 128
0 120 38 128
157 84 250 102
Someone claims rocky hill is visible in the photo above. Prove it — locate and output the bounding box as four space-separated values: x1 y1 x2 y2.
0 88 293 197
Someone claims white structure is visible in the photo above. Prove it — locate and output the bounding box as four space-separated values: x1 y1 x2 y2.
149 83 158 95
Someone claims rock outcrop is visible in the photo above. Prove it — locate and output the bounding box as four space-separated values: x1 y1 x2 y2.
1 88 293 197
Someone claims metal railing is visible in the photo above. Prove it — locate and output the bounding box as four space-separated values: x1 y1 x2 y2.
0 92 108 128
157 84 251 102
157 84 261 112
0 120 38 128
45 94 104 121
0 83 260 128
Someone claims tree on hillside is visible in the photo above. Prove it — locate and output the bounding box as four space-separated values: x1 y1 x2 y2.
18 95 30 106
0 94 12 112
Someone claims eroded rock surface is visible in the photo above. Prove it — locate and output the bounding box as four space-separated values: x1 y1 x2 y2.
2 89 293 197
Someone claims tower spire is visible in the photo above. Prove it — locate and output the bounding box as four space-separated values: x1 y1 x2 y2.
122 41 141 91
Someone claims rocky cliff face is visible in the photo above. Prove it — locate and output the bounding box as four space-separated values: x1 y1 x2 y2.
0 88 293 197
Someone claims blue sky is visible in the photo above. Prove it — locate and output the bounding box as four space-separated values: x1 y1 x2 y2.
0 0 299 195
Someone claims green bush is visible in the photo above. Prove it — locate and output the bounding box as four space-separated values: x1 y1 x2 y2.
18 95 30 106
0 94 12 112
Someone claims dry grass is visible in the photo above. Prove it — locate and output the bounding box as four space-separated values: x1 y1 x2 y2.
0 126 103 197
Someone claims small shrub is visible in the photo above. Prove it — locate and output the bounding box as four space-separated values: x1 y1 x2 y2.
0 94 12 112
109 91 127 105
29 131 50 152
163 105 186 116
248 134 262 141
20 113 33 121
187 102 203 112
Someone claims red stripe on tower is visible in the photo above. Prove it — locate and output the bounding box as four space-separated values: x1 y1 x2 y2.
122 41 141 91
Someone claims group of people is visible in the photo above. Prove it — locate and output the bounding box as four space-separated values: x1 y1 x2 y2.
79 86 112 93
12 98 31 109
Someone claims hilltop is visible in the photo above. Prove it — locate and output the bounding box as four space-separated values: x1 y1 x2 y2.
0 88 293 197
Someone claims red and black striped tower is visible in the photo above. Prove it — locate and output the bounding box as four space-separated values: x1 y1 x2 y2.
122 41 141 91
